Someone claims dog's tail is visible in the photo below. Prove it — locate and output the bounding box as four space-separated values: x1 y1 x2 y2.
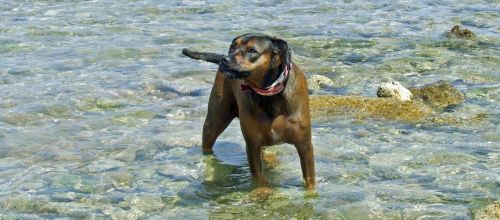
182 48 224 64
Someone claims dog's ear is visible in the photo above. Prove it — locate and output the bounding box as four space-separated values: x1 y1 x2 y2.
271 38 291 68
228 35 242 53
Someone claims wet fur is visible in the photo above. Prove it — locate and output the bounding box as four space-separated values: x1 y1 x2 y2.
182 49 286 118
182 34 315 189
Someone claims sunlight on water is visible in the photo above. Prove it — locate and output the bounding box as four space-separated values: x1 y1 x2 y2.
0 0 499 219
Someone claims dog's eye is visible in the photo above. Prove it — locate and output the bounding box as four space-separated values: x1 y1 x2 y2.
247 48 258 54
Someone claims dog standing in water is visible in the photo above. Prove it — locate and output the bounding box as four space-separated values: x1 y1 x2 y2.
183 33 315 189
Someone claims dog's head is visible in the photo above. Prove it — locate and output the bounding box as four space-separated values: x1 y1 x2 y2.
219 33 291 86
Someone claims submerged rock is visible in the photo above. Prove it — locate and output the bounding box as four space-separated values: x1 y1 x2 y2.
309 80 475 124
410 81 464 108
50 173 99 193
310 95 434 122
447 25 476 39
111 110 156 126
75 97 125 112
429 112 488 126
376 80 464 107
0 194 51 213
102 206 142 220
474 201 500 220
377 81 413 101
50 192 78 202
108 172 133 188
249 187 273 200
212 190 316 219
36 104 73 118
86 158 126 173
1 113 38 126
422 152 477 165
119 194 165 214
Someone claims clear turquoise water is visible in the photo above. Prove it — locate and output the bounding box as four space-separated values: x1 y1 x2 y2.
0 1 499 219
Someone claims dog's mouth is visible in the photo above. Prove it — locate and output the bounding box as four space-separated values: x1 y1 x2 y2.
219 65 250 79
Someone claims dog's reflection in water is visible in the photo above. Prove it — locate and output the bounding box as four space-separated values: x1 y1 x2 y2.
177 142 279 204
198 141 253 198
203 155 251 189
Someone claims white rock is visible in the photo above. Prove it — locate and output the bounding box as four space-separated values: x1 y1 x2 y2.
377 81 413 101
307 74 335 90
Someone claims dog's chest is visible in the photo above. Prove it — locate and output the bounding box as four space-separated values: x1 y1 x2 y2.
267 114 304 145
239 93 304 145
244 92 285 118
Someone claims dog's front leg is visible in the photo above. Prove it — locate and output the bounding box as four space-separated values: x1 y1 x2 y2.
295 141 315 190
245 142 269 185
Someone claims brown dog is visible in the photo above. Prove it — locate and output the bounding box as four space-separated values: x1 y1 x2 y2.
183 33 315 189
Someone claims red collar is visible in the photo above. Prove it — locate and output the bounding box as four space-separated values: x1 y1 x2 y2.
241 65 290 96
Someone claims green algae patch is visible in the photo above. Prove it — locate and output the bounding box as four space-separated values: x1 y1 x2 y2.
288 37 377 59
26 26 93 37
339 169 371 184
215 191 248 204
290 38 377 50
410 81 465 108
211 190 318 219
154 36 211 46
107 25 143 34
111 110 155 126
376 57 416 73
0 194 97 218
310 95 435 123
98 47 161 60
0 195 54 214
423 152 477 165
134 6 166 16
481 132 500 142
0 42 39 54
429 112 488 126
95 99 124 109
0 101 18 108
473 200 500 220
165 4 231 15
415 47 442 58
127 110 155 119
76 97 125 112
118 194 165 217
249 187 273 201
309 90 481 126
37 104 73 118
446 25 476 39
1 113 39 126
50 173 100 194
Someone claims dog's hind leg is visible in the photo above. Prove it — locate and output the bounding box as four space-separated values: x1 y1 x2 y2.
295 140 315 190
202 74 237 154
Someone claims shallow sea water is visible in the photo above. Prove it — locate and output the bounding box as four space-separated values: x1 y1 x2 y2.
0 0 499 219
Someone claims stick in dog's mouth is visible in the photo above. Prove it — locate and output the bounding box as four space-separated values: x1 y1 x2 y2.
182 48 224 64
182 48 249 79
